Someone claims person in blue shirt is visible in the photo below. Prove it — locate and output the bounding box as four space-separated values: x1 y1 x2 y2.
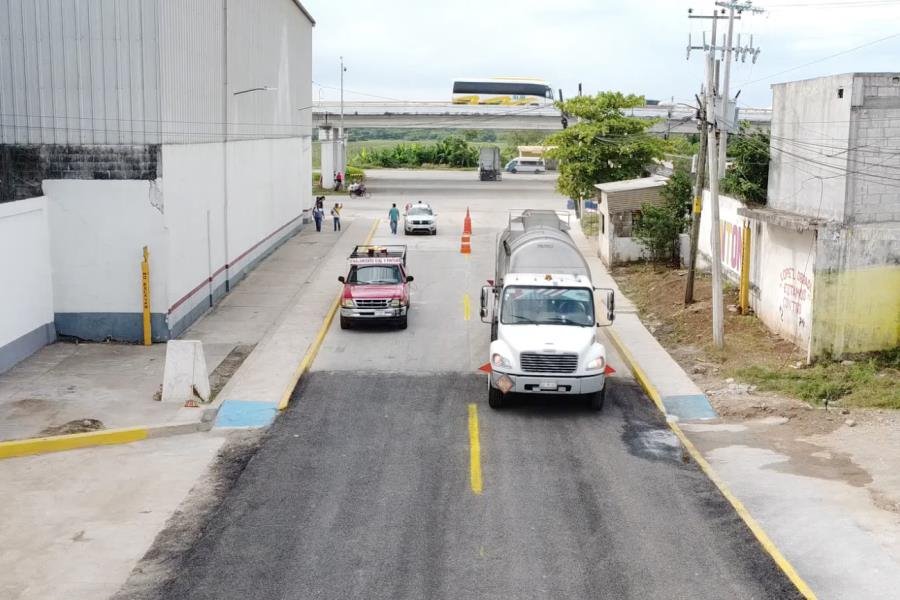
388 203 401 234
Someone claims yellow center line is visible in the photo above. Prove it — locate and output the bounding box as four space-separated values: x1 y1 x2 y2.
468 403 483 495
462 293 471 321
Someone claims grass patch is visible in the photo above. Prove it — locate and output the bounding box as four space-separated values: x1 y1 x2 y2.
736 353 899 409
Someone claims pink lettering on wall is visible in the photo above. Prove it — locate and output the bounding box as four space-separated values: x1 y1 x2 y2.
719 222 743 273
779 267 812 324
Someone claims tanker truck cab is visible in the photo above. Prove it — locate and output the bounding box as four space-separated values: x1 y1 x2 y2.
480 210 615 411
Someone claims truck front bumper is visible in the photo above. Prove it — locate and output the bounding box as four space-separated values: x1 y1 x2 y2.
490 370 605 394
340 306 407 319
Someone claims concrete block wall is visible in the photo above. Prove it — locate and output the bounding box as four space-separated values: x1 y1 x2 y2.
0 197 55 373
0 145 160 203
847 74 900 224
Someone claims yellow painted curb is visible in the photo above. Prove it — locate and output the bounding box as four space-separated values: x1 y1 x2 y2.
277 218 381 411
604 327 817 600
0 427 149 460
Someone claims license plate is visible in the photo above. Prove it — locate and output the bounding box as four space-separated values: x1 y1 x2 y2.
540 380 557 391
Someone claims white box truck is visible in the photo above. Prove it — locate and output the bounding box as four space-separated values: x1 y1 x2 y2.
480 210 615 410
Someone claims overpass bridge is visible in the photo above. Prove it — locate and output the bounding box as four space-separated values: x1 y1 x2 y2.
312 101 772 133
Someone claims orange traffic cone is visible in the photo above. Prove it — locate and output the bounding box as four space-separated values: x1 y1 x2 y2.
463 207 472 234
460 232 471 254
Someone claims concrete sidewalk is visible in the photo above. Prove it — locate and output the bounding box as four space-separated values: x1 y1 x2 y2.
569 226 717 421
0 225 344 445
211 217 378 428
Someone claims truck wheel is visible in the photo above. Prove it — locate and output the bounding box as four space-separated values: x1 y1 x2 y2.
431 229 437 236
587 387 606 411
340 316 351 330
488 384 504 409
398 315 408 330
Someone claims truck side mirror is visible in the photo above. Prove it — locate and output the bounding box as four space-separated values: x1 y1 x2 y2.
407 275 414 282
593 287 615 326
338 276 345 283
606 290 615 324
480 286 492 321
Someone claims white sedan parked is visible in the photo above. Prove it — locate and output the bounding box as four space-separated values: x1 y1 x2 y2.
403 204 437 235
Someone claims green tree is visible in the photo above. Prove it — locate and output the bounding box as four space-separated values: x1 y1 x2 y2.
721 126 769 204
547 92 665 203
633 168 692 264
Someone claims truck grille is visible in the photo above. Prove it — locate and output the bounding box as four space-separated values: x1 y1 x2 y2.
520 352 578 374
355 299 390 308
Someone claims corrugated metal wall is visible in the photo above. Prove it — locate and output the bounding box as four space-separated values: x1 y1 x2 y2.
0 0 313 145
157 0 312 143
0 0 162 145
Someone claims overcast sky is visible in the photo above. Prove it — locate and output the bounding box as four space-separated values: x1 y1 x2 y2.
304 0 900 109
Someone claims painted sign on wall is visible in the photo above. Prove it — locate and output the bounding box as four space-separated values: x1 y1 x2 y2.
779 266 812 328
719 221 744 275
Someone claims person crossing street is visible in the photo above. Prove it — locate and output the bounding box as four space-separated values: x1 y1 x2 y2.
388 203 400 234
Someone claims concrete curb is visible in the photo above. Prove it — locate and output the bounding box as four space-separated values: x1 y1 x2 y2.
605 327 818 600
0 419 212 460
277 218 380 411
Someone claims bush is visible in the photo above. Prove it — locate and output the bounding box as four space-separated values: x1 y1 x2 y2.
721 126 769 204
350 135 478 169
633 169 692 263
581 213 599 237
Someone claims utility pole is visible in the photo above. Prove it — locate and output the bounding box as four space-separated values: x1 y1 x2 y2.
686 2 762 347
340 56 348 176
684 90 707 304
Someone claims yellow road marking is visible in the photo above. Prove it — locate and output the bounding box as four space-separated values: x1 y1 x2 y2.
0 427 149 460
603 327 818 600
277 218 381 410
468 403 483 495
462 293 471 321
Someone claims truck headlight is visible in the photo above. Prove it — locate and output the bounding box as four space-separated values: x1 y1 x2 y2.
586 356 606 371
341 298 354 308
391 298 401 307
491 353 512 369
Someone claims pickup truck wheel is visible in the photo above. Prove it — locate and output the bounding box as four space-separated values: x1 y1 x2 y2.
340 316 351 330
398 315 408 330
587 387 606 411
432 229 437 236
488 384 504 409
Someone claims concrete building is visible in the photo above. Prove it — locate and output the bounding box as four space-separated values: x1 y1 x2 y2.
707 73 899 358
0 0 314 372
595 176 668 267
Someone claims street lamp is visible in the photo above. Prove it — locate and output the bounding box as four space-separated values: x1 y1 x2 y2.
233 86 277 96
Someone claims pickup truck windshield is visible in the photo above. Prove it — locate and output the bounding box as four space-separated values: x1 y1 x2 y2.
348 265 402 284
500 286 594 326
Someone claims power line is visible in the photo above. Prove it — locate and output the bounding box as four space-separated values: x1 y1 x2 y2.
737 32 900 88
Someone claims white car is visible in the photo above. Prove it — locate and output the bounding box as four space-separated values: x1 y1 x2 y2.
403 204 437 235
505 157 545 173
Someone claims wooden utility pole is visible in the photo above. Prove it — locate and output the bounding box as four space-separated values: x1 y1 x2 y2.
684 92 707 304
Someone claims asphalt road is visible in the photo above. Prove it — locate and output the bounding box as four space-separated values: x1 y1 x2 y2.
155 170 801 599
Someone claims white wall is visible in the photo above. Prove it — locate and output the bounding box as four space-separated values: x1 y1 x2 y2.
0 198 54 368
698 190 747 282
753 223 816 350
163 136 310 328
44 180 169 315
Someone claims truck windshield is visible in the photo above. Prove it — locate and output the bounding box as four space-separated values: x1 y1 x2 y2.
500 286 594 327
348 265 402 284
407 206 432 216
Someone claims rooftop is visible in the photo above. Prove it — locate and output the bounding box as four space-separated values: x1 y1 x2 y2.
595 176 668 193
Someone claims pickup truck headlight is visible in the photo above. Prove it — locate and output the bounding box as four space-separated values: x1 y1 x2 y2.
391 298 401 307
491 353 512 369
341 298 354 308
586 356 606 371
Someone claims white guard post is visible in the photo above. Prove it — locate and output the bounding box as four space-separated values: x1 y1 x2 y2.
161 340 211 403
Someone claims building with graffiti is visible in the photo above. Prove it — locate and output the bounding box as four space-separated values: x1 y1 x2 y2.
698 73 899 359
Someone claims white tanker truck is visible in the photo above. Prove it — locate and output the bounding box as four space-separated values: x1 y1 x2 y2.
480 210 615 410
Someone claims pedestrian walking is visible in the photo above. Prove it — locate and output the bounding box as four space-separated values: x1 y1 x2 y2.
389 203 401 235
312 204 324 232
331 203 342 231
334 171 344 192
